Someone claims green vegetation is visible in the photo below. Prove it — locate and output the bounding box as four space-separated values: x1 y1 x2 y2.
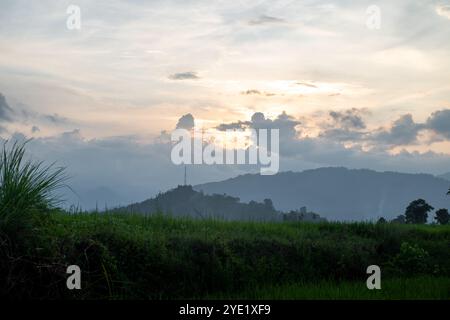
435 208 450 225
0 141 67 239
1 211 449 299
1 142 449 300
405 199 434 224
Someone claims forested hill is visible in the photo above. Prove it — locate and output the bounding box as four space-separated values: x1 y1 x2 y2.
117 185 280 221
195 167 450 221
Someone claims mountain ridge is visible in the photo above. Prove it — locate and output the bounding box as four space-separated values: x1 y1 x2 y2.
194 167 450 221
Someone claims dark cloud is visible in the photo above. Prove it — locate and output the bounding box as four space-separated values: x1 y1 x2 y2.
216 111 301 157
426 109 450 139
0 93 14 122
168 72 200 80
216 111 300 138
31 125 40 133
372 114 424 146
248 15 286 26
321 108 450 147
319 109 367 142
251 112 266 124
329 108 367 130
176 113 195 130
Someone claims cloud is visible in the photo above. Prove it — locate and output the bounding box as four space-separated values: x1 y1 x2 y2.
329 108 367 130
45 113 70 125
216 111 301 156
241 89 277 96
0 93 14 122
176 113 195 130
216 121 248 131
366 109 450 146
319 109 449 147
31 125 40 133
168 72 200 80
296 82 318 88
426 109 450 139
319 108 368 142
436 4 450 19
248 15 286 26
372 114 424 146
0 93 75 130
241 89 262 95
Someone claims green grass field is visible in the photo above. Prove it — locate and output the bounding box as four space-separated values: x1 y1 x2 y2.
2 211 449 299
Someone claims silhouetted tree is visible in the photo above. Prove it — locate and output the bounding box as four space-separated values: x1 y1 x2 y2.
377 217 387 224
405 199 434 224
391 214 405 224
434 208 450 225
447 188 450 195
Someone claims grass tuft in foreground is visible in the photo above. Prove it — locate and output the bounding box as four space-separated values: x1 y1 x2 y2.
0 140 67 239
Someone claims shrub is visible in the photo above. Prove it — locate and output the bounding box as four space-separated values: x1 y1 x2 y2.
390 242 430 275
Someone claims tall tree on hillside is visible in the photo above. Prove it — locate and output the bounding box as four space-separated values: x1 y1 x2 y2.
405 199 434 224
434 209 450 225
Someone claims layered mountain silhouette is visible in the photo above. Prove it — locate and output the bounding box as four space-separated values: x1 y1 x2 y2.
194 167 450 221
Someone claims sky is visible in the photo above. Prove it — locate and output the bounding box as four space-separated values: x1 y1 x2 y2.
0 0 450 208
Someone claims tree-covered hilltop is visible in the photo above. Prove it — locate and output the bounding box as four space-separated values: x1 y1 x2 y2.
116 185 280 221
116 185 327 222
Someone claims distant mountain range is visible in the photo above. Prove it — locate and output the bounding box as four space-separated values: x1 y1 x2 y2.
194 167 450 221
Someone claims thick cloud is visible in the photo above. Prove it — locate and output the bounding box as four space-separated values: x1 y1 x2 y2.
329 109 366 130
319 108 367 142
168 72 200 80
176 113 195 130
426 109 450 139
216 111 300 142
320 109 450 147
372 114 423 146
